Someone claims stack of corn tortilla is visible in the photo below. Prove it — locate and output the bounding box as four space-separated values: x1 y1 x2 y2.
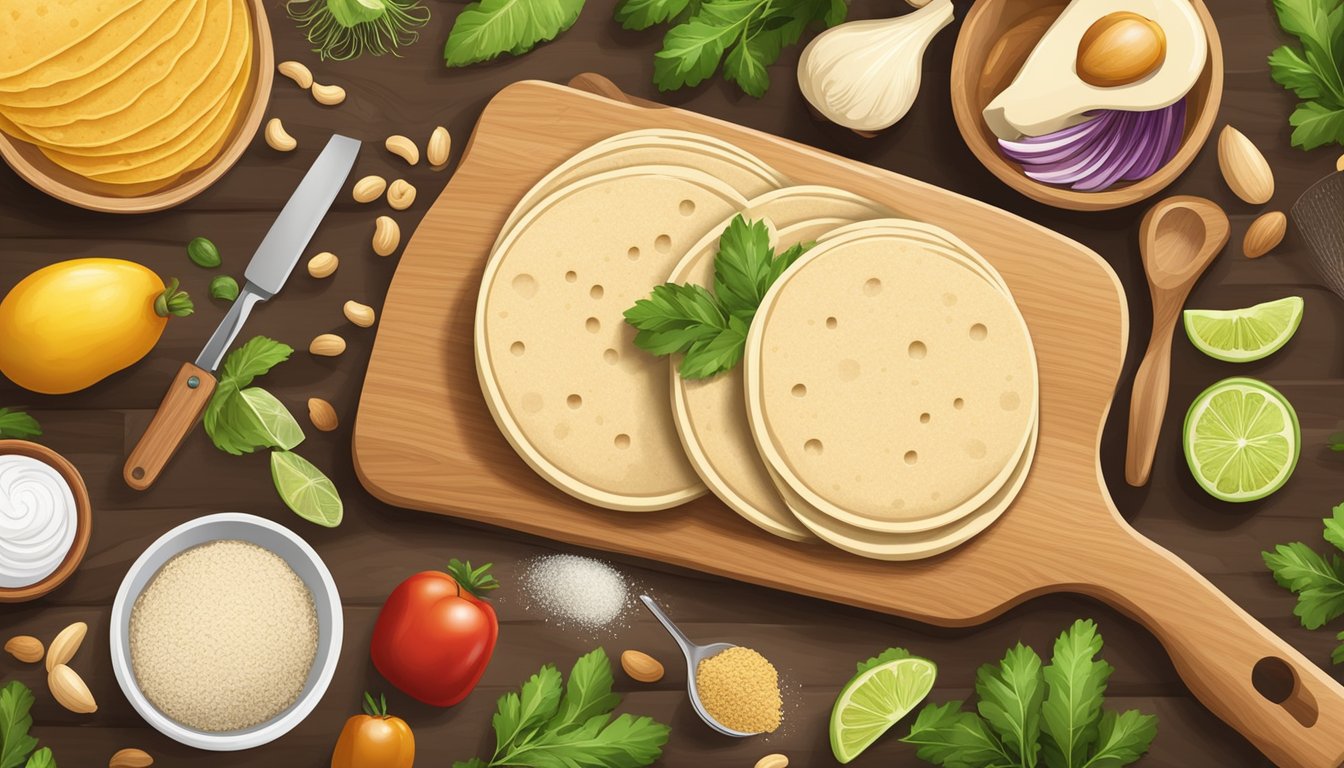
476 129 1039 561
0 0 254 195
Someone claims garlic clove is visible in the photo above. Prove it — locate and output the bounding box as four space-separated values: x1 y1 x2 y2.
797 0 955 133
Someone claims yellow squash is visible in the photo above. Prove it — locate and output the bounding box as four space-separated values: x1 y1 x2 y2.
0 258 192 394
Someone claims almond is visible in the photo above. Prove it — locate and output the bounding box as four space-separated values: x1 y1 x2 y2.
307 398 338 432
310 333 346 357
1244 211 1287 259
427 126 451 168
343 300 376 328
308 251 339 279
1218 125 1274 205
620 649 664 683
109 748 154 768
1336 153 1344 173
4 636 43 664
755 755 789 768
352 175 387 204
49 664 96 714
46 621 86 672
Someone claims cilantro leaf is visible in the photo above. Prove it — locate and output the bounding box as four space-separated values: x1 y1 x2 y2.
1078 710 1156 768
615 0 693 30
679 313 749 379
1291 100 1344 149
0 682 38 768
507 713 670 767
901 700 1015 768
625 283 730 356
713 216 774 314
1270 46 1333 101
0 409 41 441
1040 620 1112 768
1270 0 1344 148
857 647 913 674
975 643 1044 767
1264 541 1344 629
444 0 586 67
549 648 621 733
492 663 564 756
1324 502 1344 553
22 749 52 768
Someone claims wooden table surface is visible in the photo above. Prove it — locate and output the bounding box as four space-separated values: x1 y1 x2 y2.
0 1 1335 766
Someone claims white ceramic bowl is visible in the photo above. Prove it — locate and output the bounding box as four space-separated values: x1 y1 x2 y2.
109 513 343 751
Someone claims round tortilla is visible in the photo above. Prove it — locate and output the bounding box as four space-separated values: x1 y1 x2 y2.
0 0 177 90
745 226 1038 534
477 166 748 511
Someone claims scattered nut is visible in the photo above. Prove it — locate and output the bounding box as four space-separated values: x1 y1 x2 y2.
265 118 296 152
307 251 339 278
109 748 154 768
310 333 346 357
307 398 339 432
620 650 664 683
387 179 416 211
344 300 376 328
311 82 346 106
1336 153 1344 173
754 755 789 768
46 621 86 672
4 636 43 664
1217 125 1273 205
277 60 313 89
49 664 96 714
385 134 420 165
373 215 400 256
352 175 387 203
1244 211 1287 259
427 126 451 167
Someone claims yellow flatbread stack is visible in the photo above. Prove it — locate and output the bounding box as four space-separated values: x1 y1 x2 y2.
0 0 254 195
475 129 1039 560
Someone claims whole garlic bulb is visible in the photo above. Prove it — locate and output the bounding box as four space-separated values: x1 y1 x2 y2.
797 0 955 132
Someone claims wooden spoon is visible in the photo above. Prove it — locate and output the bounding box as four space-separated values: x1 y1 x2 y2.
1125 196 1230 487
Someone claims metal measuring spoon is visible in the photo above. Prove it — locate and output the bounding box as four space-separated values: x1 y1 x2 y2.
639 595 759 738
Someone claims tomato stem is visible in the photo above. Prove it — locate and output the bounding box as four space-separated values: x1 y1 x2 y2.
446 557 500 599
154 277 195 318
362 691 390 718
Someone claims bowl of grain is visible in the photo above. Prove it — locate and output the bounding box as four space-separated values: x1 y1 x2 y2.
109 513 342 751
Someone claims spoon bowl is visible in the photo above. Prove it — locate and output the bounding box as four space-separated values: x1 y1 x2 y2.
639 595 760 738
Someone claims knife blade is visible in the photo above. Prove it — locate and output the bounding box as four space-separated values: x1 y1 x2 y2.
124 135 361 490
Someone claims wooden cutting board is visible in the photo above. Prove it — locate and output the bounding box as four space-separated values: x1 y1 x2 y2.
353 75 1344 767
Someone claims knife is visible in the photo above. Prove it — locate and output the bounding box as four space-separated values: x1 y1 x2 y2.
124 135 361 490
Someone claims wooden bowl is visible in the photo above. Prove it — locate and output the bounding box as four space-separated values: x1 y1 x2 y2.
0 0 274 214
0 441 93 603
950 0 1222 212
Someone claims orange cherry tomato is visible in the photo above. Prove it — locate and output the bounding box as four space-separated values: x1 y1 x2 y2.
331 693 415 768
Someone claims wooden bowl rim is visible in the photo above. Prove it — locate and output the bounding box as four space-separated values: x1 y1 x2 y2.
949 0 1224 212
0 440 93 603
0 0 274 214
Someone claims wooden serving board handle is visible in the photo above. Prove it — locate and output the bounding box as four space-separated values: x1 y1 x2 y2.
124 362 216 490
1081 526 1344 768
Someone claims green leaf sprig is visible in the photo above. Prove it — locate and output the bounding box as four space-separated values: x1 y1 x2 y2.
0 409 41 441
1264 501 1344 661
624 215 809 380
444 0 586 67
0 682 56 768
1269 0 1344 149
453 648 670 768
617 0 847 97
901 620 1157 768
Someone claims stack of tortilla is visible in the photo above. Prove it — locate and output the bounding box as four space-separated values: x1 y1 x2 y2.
475 129 1039 560
0 0 254 195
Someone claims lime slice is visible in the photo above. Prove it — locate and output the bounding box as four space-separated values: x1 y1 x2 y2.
270 451 344 527
238 387 305 450
830 650 936 763
1183 297 1304 363
1183 377 1300 503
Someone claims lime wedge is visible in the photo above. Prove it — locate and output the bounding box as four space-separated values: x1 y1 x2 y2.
1183 297 1304 363
1183 377 1300 503
238 387 305 450
270 451 343 527
830 650 936 763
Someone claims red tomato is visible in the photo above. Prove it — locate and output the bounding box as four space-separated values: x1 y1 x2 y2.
370 559 499 707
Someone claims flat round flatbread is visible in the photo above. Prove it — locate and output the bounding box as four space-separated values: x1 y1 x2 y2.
668 186 890 541
477 166 748 511
746 225 1038 534
0 0 177 91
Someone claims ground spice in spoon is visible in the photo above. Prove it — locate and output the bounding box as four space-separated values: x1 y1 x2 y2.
695 646 783 734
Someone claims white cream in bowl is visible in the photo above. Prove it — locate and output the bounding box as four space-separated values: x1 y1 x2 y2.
0 454 77 588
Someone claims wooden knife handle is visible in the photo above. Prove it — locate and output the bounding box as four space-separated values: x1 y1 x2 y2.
124 363 217 490
1124 330 1174 487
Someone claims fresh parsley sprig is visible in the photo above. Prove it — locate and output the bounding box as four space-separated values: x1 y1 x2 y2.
0 682 56 768
1269 0 1344 149
901 620 1157 768
1264 502 1344 661
453 648 670 768
624 215 809 380
0 409 40 441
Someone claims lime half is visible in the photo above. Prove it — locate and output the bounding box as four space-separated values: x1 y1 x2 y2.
270 451 344 527
238 387 305 450
1183 297 1304 363
830 650 936 763
1183 377 1300 502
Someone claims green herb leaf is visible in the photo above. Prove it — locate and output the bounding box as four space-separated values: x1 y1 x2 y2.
204 337 293 454
625 283 730 357
21 748 53 768
975 643 1044 767
492 663 565 756
1324 503 1344 553
1264 541 1344 629
0 682 38 768
508 713 670 767
549 648 622 733
1270 0 1344 149
857 647 913 674
1270 46 1332 101
1040 620 1112 768
1291 100 1344 149
1078 710 1156 768
0 409 41 440
901 700 1015 768
210 276 240 302
713 216 774 315
444 0 586 67
219 336 294 391
614 0 692 30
